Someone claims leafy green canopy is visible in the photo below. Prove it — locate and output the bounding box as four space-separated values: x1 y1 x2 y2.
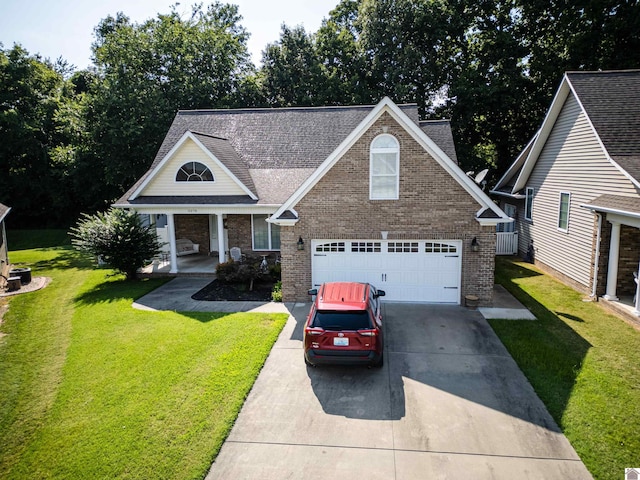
69 208 161 280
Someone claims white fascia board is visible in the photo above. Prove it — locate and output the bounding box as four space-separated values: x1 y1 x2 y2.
130 131 258 200
580 202 640 220
488 189 526 200
0 206 11 224
114 204 279 216
477 217 512 227
513 76 572 192
493 131 539 194
271 218 299 226
475 207 513 226
272 97 509 222
267 208 299 226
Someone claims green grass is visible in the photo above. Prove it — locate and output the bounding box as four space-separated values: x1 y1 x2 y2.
491 257 640 480
0 232 288 479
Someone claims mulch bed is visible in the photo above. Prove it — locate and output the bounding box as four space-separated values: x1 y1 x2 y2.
191 279 276 302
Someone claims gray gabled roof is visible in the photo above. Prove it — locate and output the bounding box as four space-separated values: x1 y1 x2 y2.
117 103 459 206
419 120 458 164
582 194 640 218
567 70 640 182
493 70 640 196
190 132 257 196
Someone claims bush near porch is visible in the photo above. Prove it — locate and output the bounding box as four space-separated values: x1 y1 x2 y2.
491 257 640 480
0 230 288 479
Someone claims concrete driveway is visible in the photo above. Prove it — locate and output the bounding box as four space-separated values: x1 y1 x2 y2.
206 303 591 479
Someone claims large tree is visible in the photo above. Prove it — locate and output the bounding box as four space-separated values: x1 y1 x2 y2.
88 2 254 201
0 45 79 226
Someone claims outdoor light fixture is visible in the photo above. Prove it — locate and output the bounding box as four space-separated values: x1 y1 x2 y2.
297 236 305 250
471 237 479 252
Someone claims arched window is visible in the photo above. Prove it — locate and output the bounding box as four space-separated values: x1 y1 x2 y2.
370 134 399 200
176 162 214 182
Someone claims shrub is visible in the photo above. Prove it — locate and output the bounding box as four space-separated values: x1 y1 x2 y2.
271 281 282 302
216 259 264 291
269 262 281 280
215 260 238 282
69 209 161 280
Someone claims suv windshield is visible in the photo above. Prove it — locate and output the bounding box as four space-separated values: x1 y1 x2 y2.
312 310 372 330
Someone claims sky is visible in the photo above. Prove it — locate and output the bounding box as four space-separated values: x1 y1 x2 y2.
0 0 340 69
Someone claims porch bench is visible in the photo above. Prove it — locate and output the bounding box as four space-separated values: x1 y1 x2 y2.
176 238 200 256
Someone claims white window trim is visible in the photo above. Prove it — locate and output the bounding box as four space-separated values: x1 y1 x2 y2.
557 191 571 232
525 187 534 221
251 214 280 251
175 161 215 183
369 134 399 200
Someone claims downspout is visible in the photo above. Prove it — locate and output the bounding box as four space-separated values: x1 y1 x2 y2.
590 213 602 299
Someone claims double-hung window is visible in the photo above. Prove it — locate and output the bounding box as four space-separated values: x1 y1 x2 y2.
524 187 534 221
558 192 571 232
370 134 399 200
252 214 280 251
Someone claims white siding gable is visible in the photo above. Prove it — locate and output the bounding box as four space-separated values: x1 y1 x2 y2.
141 138 247 196
525 92 638 287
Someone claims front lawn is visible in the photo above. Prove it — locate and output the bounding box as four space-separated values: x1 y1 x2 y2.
0 230 288 479
491 257 640 480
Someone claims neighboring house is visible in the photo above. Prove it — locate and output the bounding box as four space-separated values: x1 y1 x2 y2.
0 203 10 278
492 70 640 308
116 97 510 304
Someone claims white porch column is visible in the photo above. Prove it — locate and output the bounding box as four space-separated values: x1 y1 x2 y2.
604 220 621 300
217 214 226 264
167 213 178 274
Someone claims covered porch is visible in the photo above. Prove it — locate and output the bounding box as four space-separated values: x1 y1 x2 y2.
584 195 640 320
139 253 218 276
135 206 281 276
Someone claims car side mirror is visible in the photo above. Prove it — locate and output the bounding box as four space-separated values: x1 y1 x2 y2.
308 288 318 296
375 290 385 297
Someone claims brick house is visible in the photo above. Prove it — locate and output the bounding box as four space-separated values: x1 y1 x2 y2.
116 98 510 304
492 70 640 314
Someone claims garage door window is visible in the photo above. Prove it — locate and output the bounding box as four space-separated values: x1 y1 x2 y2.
370 134 399 200
351 242 381 252
425 242 457 253
316 242 345 252
388 242 419 253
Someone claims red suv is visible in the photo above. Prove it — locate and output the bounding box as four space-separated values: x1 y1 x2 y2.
304 282 385 367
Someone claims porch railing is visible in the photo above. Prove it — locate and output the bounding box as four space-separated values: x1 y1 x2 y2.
496 232 518 255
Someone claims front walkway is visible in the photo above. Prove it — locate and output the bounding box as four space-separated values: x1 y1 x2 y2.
133 279 534 320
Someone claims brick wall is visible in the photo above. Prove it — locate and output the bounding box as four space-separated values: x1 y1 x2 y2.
175 215 210 254
280 112 496 305
592 218 640 297
226 215 253 256
617 224 640 295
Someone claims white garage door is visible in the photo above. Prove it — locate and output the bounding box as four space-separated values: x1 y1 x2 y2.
311 240 462 303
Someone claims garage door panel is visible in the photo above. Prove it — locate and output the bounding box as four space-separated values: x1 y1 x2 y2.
311 240 462 304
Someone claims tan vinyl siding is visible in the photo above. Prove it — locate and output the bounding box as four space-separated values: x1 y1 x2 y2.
525 93 639 287
142 138 247 196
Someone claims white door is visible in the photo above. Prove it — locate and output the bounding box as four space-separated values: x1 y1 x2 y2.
311 240 462 303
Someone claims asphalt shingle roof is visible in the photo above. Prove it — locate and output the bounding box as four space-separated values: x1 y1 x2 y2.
568 70 640 182
583 194 640 216
118 103 459 206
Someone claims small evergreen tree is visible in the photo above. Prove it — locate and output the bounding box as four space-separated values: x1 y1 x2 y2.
70 208 161 280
